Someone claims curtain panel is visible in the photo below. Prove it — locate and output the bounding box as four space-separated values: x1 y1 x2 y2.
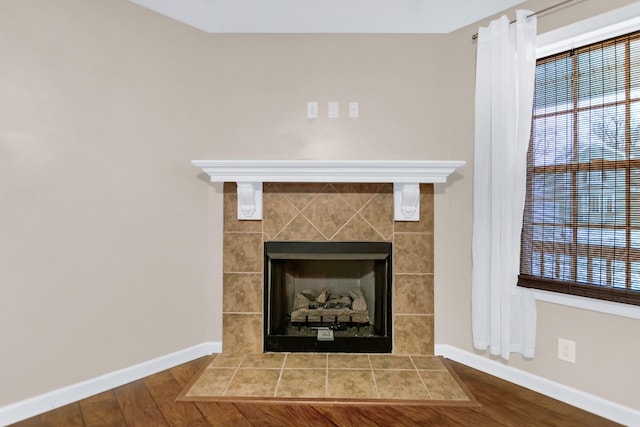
472 10 537 360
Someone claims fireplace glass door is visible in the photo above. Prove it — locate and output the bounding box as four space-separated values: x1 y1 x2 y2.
264 241 392 353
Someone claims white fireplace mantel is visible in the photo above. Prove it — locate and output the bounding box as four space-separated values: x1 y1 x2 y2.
192 160 465 221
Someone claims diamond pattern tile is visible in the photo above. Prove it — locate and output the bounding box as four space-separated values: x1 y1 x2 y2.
263 193 300 240
332 214 386 241
359 192 394 240
278 182 328 210
274 214 326 241
301 192 357 239
331 183 392 210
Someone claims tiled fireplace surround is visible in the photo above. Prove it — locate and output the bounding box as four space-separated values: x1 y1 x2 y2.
222 182 434 355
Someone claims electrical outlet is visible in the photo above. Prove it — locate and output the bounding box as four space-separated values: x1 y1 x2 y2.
558 338 576 363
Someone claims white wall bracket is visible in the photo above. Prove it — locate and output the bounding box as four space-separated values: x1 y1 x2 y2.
236 182 263 220
192 160 465 221
394 183 420 221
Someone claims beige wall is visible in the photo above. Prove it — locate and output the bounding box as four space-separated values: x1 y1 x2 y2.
1 0 639 413
437 0 640 412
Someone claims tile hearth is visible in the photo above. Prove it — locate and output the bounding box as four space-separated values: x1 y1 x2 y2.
178 353 474 404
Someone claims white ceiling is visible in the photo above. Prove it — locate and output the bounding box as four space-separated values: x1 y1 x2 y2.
128 0 525 34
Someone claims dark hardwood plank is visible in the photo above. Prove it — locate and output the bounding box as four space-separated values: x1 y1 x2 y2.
233 402 336 427
143 370 208 426
22 402 85 427
312 404 424 427
169 358 210 387
392 405 471 426
79 391 126 427
113 379 169 427
450 361 620 427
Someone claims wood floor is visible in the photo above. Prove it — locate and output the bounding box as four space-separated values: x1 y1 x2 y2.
11 357 619 427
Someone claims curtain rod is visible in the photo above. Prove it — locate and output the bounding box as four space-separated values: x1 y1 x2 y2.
471 0 577 40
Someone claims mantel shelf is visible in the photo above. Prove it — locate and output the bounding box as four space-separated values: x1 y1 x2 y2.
191 160 465 183
192 160 465 221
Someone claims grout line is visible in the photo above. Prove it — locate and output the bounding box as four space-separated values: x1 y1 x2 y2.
393 313 434 317
338 367 419 370
270 213 302 241
221 271 263 275
354 194 392 240
270 189 330 240
223 231 264 234
221 354 245 396
367 354 381 398
410 355 434 400
296 208 334 241
273 354 287 398
268 191 310 240
393 272 435 276
325 354 329 398
393 312 435 316
222 311 263 315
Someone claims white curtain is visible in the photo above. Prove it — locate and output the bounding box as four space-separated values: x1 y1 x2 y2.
472 10 537 360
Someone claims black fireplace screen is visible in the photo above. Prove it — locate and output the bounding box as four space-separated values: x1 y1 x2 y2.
264 241 392 353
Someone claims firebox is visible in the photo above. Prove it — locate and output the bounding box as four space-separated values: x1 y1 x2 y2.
264 241 392 353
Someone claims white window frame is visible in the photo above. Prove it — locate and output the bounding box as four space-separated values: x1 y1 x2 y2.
532 2 640 320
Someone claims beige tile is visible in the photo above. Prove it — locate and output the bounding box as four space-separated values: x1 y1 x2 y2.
284 353 327 369
209 354 245 368
394 185 434 233
332 214 386 241
411 356 447 371
420 370 469 400
394 274 434 315
359 192 394 240
301 192 356 239
393 315 434 355
224 187 263 233
274 215 325 241
331 183 391 211
223 314 262 354
185 368 235 397
276 369 326 398
225 368 280 397
241 353 286 369
373 370 430 400
276 182 328 210
328 354 371 369
223 233 263 273
327 369 378 399
263 193 300 240
393 233 433 274
369 354 414 370
223 273 262 313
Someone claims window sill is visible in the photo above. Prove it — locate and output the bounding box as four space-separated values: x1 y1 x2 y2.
534 289 640 320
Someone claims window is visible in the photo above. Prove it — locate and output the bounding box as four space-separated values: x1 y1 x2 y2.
518 30 640 306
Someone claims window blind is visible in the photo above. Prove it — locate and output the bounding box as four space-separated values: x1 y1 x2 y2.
519 30 640 306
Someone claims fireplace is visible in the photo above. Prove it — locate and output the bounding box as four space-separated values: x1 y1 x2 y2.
264 241 392 353
192 161 465 356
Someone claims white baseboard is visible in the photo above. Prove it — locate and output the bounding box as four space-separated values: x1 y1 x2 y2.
435 344 640 426
0 341 222 426
4 342 637 426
